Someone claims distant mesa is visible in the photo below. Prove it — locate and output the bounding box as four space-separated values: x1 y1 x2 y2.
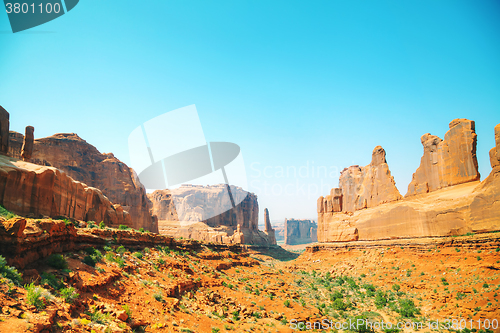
317 118 500 242
284 219 317 245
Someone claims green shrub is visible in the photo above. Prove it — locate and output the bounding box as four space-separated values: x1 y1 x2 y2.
0 255 22 284
153 292 163 302
211 328 220 333
83 255 97 267
118 225 130 230
284 300 291 308
138 228 145 233
116 246 126 254
0 205 16 219
332 298 348 311
87 221 97 228
46 254 68 269
232 311 240 321
392 284 400 292
374 291 387 308
25 283 46 310
99 221 106 229
60 286 79 303
330 290 343 301
397 299 420 318
353 315 375 333
132 252 143 260
40 273 63 290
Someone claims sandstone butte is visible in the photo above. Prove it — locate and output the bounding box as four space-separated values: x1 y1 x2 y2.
148 185 277 245
8 131 158 233
283 219 317 245
318 119 500 242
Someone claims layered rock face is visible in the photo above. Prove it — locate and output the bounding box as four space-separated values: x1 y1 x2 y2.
9 132 157 232
318 120 500 242
284 219 317 245
0 155 132 228
406 119 479 196
149 185 275 245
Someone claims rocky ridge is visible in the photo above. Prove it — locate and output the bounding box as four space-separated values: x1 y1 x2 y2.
8 131 157 232
318 119 500 242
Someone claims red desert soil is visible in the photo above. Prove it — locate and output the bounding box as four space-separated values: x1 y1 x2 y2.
1 233 499 333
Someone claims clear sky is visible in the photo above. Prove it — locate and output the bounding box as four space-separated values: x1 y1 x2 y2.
1 1 499 224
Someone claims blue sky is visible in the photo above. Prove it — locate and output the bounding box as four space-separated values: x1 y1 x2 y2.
1 1 499 223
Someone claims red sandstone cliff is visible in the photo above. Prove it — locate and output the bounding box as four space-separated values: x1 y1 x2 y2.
317 120 500 242
9 132 157 232
0 155 132 228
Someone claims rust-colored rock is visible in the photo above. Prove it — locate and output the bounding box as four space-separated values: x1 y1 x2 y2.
150 185 275 245
490 124 500 168
21 126 34 162
284 219 317 245
0 217 26 238
0 106 9 155
0 155 132 230
9 132 157 232
406 119 479 196
339 146 402 213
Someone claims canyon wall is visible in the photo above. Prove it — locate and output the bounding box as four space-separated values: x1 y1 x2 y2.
0 155 132 228
9 132 157 232
318 119 500 242
149 185 276 245
284 219 317 245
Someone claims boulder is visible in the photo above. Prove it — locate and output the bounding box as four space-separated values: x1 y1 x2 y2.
406 119 479 196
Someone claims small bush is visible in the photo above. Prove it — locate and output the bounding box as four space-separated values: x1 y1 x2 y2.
153 292 163 302
118 225 130 230
0 205 16 219
83 255 97 267
332 298 348 311
99 221 106 229
0 255 22 284
60 286 79 303
25 283 46 310
392 284 400 292
232 311 240 321
40 272 63 290
283 300 291 308
132 252 143 260
374 291 387 308
46 254 68 269
397 299 420 318
138 228 145 233
87 221 97 228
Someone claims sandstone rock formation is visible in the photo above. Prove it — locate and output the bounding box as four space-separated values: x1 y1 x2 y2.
263 208 277 245
149 185 275 245
339 146 402 213
317 120 500 242
406 119 479 196
9 132 157 232
21 126 34 161
0 106 9 155
0 154 132 228
284 219 317 245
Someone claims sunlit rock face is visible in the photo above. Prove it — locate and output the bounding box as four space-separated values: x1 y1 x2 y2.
150 185 276 245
